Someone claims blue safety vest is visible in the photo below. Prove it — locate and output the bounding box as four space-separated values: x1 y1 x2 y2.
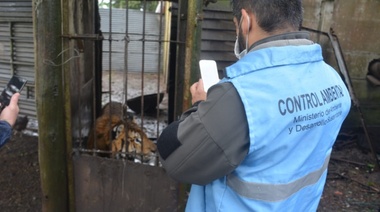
186 43 351 211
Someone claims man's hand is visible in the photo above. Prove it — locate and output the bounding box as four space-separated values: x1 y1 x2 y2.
190 79 207 104
0 93 20 127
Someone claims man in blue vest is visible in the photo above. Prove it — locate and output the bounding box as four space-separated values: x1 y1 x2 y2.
157 0 352 211
0 93 20 148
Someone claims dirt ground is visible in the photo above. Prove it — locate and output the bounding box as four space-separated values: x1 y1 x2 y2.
0 133 41 211
0 129 379 211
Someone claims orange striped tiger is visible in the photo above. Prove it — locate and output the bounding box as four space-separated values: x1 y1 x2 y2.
87 102 157 160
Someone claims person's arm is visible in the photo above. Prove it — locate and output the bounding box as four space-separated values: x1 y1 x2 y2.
157 82 249 185
0 120 12 148
0 93 20 148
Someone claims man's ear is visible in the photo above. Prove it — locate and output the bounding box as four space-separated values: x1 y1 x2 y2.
240 9 251 35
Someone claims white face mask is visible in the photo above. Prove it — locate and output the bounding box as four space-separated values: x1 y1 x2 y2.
234 37 247 59
234 15 250 59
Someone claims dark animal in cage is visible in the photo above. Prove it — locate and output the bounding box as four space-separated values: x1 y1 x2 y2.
87 102 157 160
204 0 218 7
367 58 380 86
14 115 29 132
13 115 29 136
126 92 165 115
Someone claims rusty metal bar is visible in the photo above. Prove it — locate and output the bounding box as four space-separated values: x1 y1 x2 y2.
302 26 380 171
326 28 380 171
155 0 164 166
62 34 181 43
326 29 359 106
61 34 104 40
139 0 147 162
124 0 130 156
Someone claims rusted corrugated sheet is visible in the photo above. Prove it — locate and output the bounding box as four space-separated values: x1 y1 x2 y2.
0 0 36 119
73 154 180 212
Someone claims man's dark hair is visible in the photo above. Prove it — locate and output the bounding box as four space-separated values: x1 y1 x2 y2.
230 0 303 33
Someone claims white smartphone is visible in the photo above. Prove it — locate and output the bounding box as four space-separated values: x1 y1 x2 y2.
199 60 220 92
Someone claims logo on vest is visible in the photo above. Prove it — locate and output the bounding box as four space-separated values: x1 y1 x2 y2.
277 85 346 135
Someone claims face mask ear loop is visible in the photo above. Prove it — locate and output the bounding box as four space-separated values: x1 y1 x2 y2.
237 16 243 38
245 15 250 52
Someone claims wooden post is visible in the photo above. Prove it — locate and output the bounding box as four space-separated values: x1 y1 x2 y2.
61 1 76 211
33 0 69 211
176 0 204 210
182 0 203 111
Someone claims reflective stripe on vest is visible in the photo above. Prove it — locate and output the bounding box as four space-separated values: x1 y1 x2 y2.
227 154 331 202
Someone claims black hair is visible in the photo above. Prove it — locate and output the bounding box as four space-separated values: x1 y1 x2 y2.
230 0 303 32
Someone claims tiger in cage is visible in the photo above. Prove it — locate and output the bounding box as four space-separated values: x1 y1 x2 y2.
87 101 157 161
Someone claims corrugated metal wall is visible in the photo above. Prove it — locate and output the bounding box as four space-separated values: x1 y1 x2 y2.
100 8 164 72
0 0 36 118
200 3 236 76
0 2 233 120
